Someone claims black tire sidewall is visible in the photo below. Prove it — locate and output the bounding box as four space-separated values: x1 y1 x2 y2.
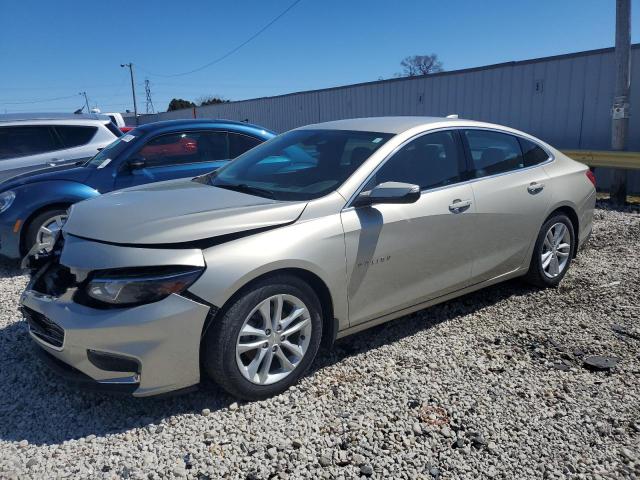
203 275 323 400
530 214 575 287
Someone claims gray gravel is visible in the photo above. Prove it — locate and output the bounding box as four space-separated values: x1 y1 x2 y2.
1 204 639 479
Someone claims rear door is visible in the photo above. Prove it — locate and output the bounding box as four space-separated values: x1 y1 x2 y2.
462 129 552 282
342 129 476 326
0 125 64 180
49 125 100 166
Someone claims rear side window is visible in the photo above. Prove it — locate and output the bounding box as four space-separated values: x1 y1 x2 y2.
519 138 550 167
55 126 97 148
368 130 464 190
463 130 523 178
0 126 61 160
229 133 262 158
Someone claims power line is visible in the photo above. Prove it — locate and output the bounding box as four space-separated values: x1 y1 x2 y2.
0 93 80 105
139 0 303 78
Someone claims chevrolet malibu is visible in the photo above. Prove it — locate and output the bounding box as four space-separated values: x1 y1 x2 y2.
20 117 596 400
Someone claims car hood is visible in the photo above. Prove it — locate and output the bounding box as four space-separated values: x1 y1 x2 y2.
63 178 308 246
0 164 92 190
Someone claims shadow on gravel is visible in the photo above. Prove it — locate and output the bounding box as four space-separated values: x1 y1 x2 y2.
0 277 536 445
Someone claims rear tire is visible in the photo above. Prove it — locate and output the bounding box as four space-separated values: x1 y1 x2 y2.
23 208 68 256
202 274 323 400
524 213 575 288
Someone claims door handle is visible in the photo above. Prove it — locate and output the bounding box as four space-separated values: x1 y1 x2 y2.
527 182 545 194
448 199 472 213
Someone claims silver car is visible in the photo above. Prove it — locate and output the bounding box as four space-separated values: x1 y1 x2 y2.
0 113 121 181
20 117 596 399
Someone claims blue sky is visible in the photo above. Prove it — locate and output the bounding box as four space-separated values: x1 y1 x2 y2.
1 0 638 114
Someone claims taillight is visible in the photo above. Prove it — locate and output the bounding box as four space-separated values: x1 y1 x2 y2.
586 170 596 188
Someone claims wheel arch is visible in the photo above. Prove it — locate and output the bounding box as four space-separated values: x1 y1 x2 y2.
545 204 580 257
200 267 338 350
20 202 73 255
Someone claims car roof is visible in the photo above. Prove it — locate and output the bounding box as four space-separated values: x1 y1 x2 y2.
134 118 274 134
0 112 111 123
295 116 502 134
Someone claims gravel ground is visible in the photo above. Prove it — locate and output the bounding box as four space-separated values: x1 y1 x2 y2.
0 204 639 480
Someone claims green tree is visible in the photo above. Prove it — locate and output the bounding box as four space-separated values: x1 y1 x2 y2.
167 98 196 111
198 95 231 106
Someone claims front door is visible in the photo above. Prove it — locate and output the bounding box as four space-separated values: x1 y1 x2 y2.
342 130 476 327
113 130 231 190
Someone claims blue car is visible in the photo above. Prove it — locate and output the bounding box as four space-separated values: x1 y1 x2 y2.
0 119 274 260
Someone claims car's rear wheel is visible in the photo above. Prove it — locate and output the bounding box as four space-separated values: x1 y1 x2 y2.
24 208 68 256
202 274 323 400
524 213 575 288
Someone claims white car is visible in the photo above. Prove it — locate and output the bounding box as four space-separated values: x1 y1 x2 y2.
0 113 121 181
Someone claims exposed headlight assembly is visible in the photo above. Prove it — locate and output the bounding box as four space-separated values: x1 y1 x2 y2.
84 266 203 307
0 191 16 213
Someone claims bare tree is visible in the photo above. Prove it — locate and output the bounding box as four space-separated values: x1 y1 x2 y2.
397 54 444 77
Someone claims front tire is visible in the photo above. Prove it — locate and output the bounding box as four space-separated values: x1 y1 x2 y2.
202 274 323 400
524 213 575 288
23 208 68 256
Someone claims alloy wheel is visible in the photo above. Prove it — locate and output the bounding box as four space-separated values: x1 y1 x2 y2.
35 214 67 253
235 294 312 385
541 222 571 278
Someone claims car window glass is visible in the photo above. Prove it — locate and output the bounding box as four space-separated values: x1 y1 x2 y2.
463 130 524 178
366 130 463 190
0 126 60 159
229 133 261 158
136 132 228 167
519 138 550 167
210 129 393 201
55 126 97 148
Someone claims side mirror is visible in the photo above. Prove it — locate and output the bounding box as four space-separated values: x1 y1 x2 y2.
126 158 146 171
353 181 421 207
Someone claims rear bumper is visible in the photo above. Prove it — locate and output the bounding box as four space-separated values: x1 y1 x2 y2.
20 289 211 397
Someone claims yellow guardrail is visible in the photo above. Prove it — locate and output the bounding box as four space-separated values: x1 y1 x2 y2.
562 150 640 170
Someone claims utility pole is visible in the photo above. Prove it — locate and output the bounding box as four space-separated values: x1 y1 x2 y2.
120 62 139 125
79 91 90 113
610 0 631 205
144 79 155 114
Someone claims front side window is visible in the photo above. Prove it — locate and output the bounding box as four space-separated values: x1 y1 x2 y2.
463 130 524 178
366 130 464 191
55 126 98 148
208 129 393 200
136 131 229 168
0 126 61 160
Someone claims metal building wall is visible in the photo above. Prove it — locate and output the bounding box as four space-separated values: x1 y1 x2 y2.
131 45 640 191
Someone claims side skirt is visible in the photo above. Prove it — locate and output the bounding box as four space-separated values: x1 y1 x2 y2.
336 267 528 340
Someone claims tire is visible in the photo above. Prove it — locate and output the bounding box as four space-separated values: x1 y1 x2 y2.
202 274 323 400
23 208 68 256
524 213 575 288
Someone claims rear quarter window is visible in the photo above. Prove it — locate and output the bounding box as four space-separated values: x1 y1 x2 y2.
55 126 98 148
519 138 550 167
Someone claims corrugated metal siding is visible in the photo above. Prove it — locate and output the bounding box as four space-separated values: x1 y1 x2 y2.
129 45 640 192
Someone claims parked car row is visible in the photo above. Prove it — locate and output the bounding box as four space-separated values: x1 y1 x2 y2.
0 118 274 259
11 115 595 400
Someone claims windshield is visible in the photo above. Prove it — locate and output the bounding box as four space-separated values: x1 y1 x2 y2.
207 129 394 200
85 132 137 168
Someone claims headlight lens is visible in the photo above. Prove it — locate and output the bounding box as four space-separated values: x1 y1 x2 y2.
0 191 16 213
85 266 203 307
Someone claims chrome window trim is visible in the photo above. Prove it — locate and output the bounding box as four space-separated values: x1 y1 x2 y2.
343 126 554 209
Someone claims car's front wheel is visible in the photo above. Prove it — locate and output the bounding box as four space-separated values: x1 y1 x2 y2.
202 274 323 400
524 213 575 288
24 208 68 256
